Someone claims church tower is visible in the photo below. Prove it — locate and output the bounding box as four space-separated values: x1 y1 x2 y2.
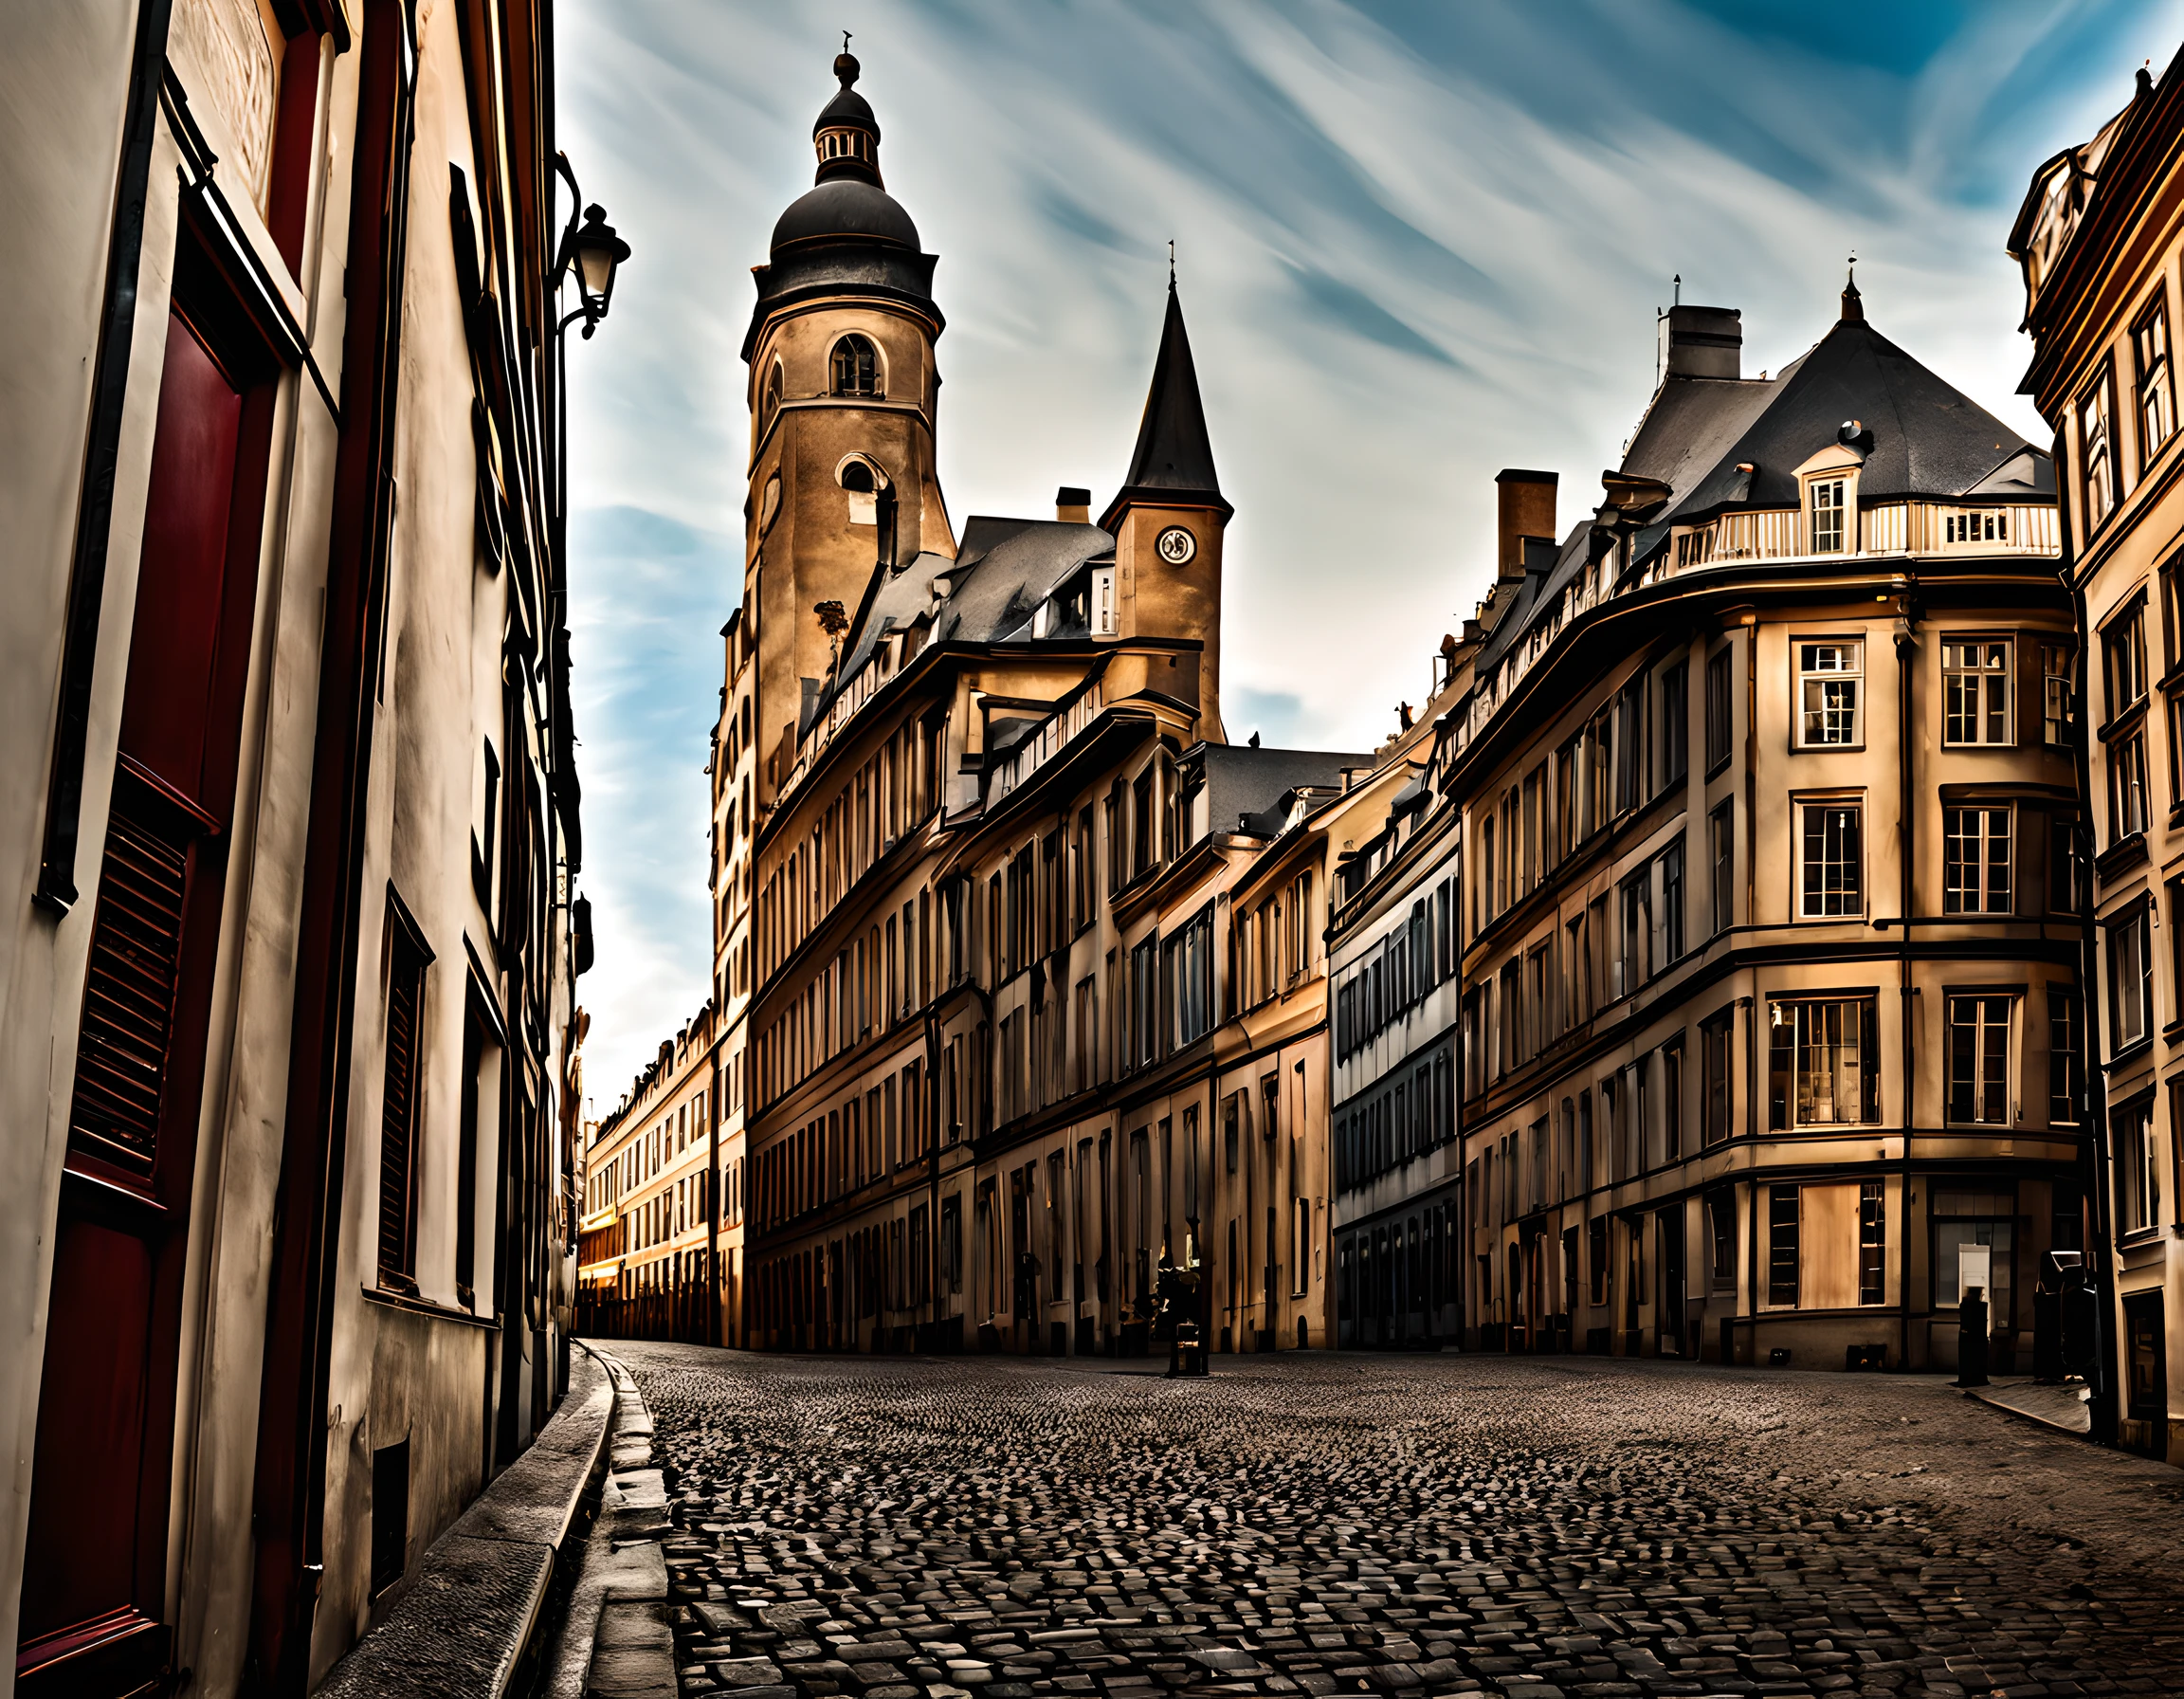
743 46 953 799
1101 280 1232 743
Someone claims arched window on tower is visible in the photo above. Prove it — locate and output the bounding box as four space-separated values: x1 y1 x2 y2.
830 334 880 398
760 359 783 434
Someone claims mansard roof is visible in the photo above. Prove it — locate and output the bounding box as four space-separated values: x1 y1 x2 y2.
1647 317 2049 529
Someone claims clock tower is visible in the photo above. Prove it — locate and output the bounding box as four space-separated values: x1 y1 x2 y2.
1101 278 1233 744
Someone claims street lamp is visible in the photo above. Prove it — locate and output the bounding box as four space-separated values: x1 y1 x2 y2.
563 202 629 338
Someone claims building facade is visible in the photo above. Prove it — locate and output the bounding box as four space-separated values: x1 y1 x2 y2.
701 51 1373 1357
0 2 592 1692
1335 286 2084 1374
2013 51 2184 1460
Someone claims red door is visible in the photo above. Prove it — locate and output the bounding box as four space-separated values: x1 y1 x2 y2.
17 308 268 1698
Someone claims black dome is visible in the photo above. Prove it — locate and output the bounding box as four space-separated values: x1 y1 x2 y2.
770 177 919 253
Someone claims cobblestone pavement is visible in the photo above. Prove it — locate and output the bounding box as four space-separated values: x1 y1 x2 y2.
606 1343 2184 1699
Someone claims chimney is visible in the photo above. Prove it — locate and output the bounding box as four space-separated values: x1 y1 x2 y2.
1056 484 1091 524
1495 468 1558 581
1655 303 1741 384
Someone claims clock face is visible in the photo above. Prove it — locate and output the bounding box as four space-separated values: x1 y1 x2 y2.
1156 524 1197 565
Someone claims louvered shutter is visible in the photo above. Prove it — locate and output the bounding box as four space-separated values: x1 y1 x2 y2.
68 789 195 1177
377 928 427 1287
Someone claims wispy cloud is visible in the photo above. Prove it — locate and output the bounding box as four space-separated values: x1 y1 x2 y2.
559 0 2183 1099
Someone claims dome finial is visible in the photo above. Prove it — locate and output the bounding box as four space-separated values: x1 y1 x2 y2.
814 35 881 186
1841 251 1864 322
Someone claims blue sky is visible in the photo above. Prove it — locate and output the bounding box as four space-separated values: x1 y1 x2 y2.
558 0 2183 1106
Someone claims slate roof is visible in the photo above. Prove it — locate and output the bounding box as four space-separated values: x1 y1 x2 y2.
1654 316 2048 527
1473 303 2056 680
1192 745 1370 839
1101 281 1230 529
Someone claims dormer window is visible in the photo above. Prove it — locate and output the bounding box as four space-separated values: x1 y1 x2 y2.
830 334 880 397
1810 478 1847 553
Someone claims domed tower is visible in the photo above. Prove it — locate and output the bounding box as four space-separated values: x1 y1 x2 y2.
1101 278 1232 742
743 46 953 794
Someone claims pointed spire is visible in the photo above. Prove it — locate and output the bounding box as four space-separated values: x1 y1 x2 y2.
1841 255 1865 322
1101 278 1231 530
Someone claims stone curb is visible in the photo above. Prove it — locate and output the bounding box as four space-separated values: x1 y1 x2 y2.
545 1343 678 1699
1961 1380 2094 1442
315 1341 616 1699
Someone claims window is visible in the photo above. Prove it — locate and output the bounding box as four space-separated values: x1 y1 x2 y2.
829 333 880 396
377 908 430 1292
2112 724 2152 839
1663 1042 1684 1163
1795 641 1862 747
2137 297 2175 461
1661 662 1688 788
1709 801 1733 936
1702 1010 1734 1145
1708 1190 1737 1288
1767 997 1878 1127
1809 478 1847 554
1856 1182 1887 1306
1942 640 2012 745
2044 645 2075 747
1661 840 1685 964
2048 987 2084 1125
2105 606 2149 720
1167 911 1213 1050
1796 799 1863 917
1587 1216 1607 1306
2117 1098 2160 1234
1767 1185 1800 1306
1944 995 2011 1125
1704 648 1732 773
760 358 783 435
2112 907 2156 1054
1942 806 2011 914
2081 373 2116 530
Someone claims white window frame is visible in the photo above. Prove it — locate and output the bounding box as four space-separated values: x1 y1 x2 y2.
1942 805 2012 915
1794 639 1864 749
1941 637 2013 747
1943 994 2013 1126
1794 795 1865 919
2111 907 2155 1054
1808 477 1848 554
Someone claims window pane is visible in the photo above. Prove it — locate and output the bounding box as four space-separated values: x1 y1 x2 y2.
1801 803 1862 915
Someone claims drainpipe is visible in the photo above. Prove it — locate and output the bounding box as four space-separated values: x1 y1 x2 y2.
2056 427 2119 1446
1895 581 1918 1372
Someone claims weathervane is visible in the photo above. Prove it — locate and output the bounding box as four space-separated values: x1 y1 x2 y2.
1168 239 1175 285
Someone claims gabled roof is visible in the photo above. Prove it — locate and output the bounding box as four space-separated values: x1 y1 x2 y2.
1101 281 1231 529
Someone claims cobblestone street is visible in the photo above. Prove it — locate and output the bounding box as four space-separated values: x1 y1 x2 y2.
608 1344 2184 1699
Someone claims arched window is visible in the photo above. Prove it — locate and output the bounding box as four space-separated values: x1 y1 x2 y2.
830 334 880 397
760 359 782 433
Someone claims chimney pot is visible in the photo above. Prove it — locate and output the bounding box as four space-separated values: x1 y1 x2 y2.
1055 485 1092 523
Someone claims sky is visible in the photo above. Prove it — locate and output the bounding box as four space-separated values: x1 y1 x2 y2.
558 0 2184 1107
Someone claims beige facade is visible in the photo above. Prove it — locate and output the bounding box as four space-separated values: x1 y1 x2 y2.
2014 50 2184 1460
0 2 590 1692
1332 290 2084 1373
